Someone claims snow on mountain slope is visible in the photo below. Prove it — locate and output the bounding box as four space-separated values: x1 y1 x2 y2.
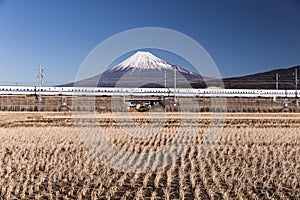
109 51 174 72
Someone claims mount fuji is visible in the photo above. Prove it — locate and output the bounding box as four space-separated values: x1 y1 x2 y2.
110 51 174 72
64 51 205 88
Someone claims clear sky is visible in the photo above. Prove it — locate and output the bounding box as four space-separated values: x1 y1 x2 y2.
0 0 300 86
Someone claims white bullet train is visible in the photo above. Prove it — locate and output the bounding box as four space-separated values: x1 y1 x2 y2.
0 85 299 98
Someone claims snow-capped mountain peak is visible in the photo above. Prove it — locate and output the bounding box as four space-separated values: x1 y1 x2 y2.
63 51 205 87
110 51 174 72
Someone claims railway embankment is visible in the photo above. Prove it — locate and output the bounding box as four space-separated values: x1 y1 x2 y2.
0 95 299 112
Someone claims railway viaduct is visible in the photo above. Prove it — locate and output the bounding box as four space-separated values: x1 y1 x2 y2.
0 94 299 112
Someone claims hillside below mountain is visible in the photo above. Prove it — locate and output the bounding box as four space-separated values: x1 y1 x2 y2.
193 65 300 89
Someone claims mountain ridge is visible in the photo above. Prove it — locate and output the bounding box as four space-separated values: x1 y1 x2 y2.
193 65 300 89
62 51 300 89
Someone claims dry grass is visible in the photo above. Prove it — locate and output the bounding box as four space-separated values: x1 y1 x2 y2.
0 112 299 199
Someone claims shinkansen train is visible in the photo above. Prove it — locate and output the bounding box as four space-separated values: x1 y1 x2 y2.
0 85 299 98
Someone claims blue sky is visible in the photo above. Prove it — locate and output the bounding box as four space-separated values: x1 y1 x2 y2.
0 0 300 86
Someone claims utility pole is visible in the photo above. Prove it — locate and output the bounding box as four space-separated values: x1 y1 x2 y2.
174 67 177 106
274 73 279 102
276 73 279 90
295 68 298 107
164 71 167 88
38 64 44 103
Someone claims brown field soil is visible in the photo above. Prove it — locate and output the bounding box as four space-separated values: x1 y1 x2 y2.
0 112 299 199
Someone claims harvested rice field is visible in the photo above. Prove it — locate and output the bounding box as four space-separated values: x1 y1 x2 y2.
0 112 299 199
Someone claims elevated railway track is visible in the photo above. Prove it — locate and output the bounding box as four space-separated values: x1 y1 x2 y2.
0 86 299 112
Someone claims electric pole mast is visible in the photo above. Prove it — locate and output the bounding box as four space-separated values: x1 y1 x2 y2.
274 73 279 102
174 67 177 106
164 71 167 88
38 64 44 103
295 68 298 107
276 73 279 90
